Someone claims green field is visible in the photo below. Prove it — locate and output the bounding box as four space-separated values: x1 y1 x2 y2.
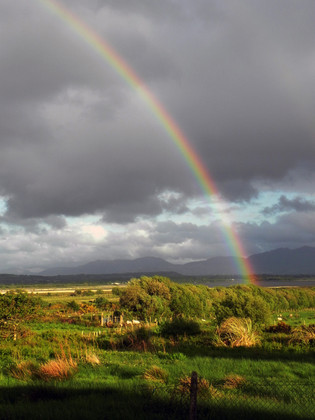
0 278 314 419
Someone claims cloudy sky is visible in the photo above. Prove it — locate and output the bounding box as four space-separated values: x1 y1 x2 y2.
1 0 315 273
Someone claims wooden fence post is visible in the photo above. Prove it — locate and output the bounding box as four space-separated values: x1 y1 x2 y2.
189 371 198 420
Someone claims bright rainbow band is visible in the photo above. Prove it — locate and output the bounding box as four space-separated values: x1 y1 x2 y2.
38 0 257 284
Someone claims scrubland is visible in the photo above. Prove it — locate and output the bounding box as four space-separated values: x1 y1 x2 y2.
0 277 314 419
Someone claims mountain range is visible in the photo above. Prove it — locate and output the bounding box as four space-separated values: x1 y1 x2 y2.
40 246 315 276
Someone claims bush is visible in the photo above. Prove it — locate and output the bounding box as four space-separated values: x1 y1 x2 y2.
111 327 154 351
156 351 186 361
94 297 110 309
0 292 42 321
37 358 77 381
266 321 292 334
111 287 122 296
176 375 221 399
9 361 38 381
160 318 201 337
213 293 271 326
143 365 168 383
222 374 246 389
216 317 260 347
289 325 315 346
67 300 80 311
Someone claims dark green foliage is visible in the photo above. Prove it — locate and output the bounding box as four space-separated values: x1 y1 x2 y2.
73 289 94 296
169 284 207 318
266 322 292 334
93 297 110 309
160 318 201 337
119 277 173 320
111 287 122 296
67 300 80 311
212 290 271 326
118 276 314 326
0 292 41 321
108 327 154 351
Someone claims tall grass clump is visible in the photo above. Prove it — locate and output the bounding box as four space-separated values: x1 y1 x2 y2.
9 361 38 381
289 325 315 346
222 374 246 389
37 357 77 381
143 365 168 383
216 317 260 347
176 375 222 399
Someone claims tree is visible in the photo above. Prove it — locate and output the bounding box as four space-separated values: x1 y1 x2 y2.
94 296 110 309
119 278 172 320
0 292 40 322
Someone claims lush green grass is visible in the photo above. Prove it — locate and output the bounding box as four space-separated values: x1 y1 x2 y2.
1 284 314 419
0 348 314 419
0 319 314 419
271 309 315 327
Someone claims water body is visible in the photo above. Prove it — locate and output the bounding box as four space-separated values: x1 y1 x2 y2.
203 278 315 288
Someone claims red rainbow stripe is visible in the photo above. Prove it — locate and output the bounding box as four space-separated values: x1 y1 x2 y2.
38 0 257 284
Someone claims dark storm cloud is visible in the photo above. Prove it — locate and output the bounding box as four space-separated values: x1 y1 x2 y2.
239 211 315 255
263 195 315 216
0 0 315 221
0 213 67 234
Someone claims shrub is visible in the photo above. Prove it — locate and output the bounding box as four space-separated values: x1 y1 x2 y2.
114 327 153 351
176 375 221 399
67 300 80 312
96 335 111 350
213 293 271 326
37 357 77 381
9 361 38 381
84 352 101 366
111 287 122 296
289 325 315 346
266 321 292 334
0 292 42 321
143 365 168 383
157 351 186 361
216 317 260 347
160 318 201 337
222 374 246 389
94 297 110 309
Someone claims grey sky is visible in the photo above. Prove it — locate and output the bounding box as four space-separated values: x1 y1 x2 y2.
0 0 315 272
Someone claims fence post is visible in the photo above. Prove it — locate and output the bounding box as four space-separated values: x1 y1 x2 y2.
189 371 198 420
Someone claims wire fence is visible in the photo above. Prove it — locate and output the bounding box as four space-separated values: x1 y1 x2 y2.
136 373 315 420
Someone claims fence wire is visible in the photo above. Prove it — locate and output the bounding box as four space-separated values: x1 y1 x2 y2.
135 379 315 420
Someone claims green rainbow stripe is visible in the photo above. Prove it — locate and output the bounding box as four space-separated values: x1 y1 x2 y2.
38 0 256 284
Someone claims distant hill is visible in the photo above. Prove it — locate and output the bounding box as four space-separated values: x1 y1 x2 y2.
39 246 315 276
40 257 177 276
248 246 315 275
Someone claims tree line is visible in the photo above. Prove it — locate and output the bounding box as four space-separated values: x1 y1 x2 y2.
114 276 315 325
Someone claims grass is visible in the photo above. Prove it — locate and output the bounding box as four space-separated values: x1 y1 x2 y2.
143 365 168 383
216 317 261 347
0 348 314 419
271 309 315 326
0 288 314 419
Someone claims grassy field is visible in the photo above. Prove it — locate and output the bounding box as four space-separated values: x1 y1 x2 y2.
271 309 315 327
0 284 314 419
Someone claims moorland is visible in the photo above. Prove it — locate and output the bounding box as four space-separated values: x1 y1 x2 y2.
0 276 314 419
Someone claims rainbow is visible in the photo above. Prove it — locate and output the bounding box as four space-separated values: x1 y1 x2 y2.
37 0 256 284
